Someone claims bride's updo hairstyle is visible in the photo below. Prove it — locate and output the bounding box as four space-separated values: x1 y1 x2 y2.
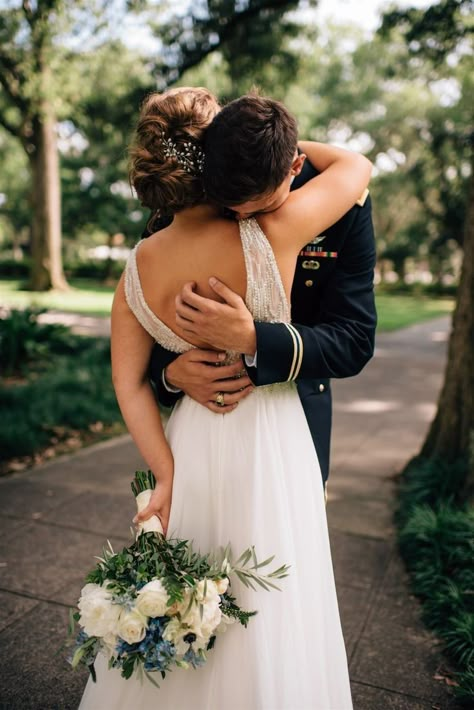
129 87 220 217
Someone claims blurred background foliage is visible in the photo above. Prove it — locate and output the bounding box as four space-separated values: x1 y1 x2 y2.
0 0 472 292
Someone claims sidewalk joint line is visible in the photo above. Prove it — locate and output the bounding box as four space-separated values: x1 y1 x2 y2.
351 678 447 704
348 543 397 665
0 585 73 610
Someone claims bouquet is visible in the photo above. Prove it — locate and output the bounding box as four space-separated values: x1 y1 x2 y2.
70 470 289 685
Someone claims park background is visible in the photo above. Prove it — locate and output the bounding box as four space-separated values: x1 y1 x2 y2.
0 0 472 707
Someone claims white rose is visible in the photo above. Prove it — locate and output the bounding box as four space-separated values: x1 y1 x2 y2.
136 579 169 618
178 584 222 637
78 583 121 638
216 613 235 634
215 577 229 595
195 580 220 604
200 600 222 637
196 582 223 634
117 609 147 645
176 589 192 615
182 598 222 638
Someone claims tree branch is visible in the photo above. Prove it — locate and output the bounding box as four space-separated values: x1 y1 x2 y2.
0 52 30 113
0 47 22 78
0 44 28 89
157 0 299 84
0 81 29 118
21 0 35 25
0 110 21 139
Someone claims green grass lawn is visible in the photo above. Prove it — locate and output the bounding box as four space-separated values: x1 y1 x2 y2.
0 279 454 329
0 279 115 316
375 293 454 331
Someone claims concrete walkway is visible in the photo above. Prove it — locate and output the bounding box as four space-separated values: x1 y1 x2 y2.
0 316 461 709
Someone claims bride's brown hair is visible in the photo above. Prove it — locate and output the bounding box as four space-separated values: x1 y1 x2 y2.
129 87 220 217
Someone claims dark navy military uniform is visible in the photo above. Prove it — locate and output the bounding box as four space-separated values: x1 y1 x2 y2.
148 159 377 483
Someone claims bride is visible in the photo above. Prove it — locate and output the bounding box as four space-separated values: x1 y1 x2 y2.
79 87 371 709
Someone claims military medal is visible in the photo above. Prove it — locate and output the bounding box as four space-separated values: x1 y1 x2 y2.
299 236 337 260
300 249 338 258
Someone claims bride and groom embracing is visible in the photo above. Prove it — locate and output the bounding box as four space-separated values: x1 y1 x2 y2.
79 87 376 709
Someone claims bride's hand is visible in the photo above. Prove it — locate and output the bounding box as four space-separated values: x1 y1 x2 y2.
134 481 173 536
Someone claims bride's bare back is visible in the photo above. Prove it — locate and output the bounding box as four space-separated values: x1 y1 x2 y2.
135 211 245 349
132 205 299 351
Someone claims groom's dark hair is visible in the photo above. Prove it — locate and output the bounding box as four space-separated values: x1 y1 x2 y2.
202 93 298 206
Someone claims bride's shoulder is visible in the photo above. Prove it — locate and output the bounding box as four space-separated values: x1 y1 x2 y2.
134 231 167 262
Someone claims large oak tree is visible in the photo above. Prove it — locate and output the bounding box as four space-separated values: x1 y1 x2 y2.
0 0 306 290
382 0 473 484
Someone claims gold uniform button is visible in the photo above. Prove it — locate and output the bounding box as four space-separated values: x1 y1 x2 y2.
319 384 325 392
305 279 313 287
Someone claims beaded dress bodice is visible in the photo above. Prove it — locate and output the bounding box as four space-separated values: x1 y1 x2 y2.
124 217 290 354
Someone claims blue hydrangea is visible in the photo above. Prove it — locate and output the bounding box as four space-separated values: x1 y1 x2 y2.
114 617 175 673
143 638 175 671
76 629 89 644
183 647 206 668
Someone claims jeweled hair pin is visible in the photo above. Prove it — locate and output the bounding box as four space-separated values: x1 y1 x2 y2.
160 132 204 175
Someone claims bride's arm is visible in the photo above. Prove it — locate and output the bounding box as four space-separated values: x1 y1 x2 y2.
261 141 372 252
111 274 174 533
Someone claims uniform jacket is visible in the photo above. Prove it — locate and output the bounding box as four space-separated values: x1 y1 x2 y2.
147 159 377 482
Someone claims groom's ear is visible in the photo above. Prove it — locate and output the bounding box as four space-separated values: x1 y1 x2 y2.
291 153 306 177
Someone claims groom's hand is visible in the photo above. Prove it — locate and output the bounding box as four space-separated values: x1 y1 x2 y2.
165 349 254 414
175 279 257 356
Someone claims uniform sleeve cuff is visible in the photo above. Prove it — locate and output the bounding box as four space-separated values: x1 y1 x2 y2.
244 352 258 368
162 369 182 394
252 322 304 385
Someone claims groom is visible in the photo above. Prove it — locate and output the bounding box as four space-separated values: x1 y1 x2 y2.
148 94 377 484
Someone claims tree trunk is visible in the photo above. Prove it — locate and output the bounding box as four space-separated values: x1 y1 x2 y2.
420 159 474 473
29 111 68 291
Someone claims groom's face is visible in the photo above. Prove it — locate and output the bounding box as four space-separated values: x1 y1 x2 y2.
227 152 306 220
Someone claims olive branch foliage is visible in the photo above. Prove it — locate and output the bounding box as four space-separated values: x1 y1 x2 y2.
87 470 290 626
68 470 290 684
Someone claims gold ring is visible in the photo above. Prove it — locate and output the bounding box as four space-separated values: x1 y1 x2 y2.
215 392 225 407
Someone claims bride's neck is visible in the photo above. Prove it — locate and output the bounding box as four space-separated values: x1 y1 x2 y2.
174 203 220 224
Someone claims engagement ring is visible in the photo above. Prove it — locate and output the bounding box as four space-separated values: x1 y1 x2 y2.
215 392 225 407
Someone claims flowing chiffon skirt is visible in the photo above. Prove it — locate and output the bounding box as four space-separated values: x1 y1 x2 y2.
79 384 353 710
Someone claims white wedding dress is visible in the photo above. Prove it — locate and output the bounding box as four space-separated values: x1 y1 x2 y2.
79 218 353 710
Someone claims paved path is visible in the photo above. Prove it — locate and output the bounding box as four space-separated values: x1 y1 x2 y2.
37 310 111 337
0 316 461 709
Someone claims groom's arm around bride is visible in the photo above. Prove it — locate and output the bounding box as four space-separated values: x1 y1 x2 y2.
148 95 377 482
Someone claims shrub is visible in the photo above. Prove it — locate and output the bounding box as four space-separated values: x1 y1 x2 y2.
0 338 122 463
0 258 124 283
0 258 30 279
0 307 85 377
65 260 123 280
397 457 467 522
397 457 474 703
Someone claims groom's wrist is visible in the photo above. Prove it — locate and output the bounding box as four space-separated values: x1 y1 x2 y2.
240 322 257 357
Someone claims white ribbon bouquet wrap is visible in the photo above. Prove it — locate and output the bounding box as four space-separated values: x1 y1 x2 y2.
134 488 164 535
